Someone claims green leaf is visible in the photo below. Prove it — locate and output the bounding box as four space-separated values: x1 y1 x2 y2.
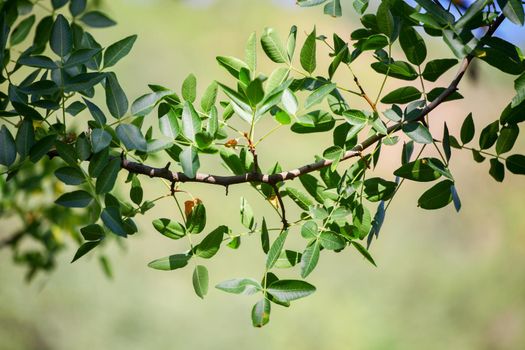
64 72 106 93
319 231 346 250
286 187 314 211
498 0 525 25
287 25 297 61
71 241 100 263
182 73 197 103
381 86 421 104
261 218 270 254
52 0 68 9
301 221 319 240
414 0 455 26
353 204 372 239
266 67 290 94
70 0 87 17
479 120 499 150
512 72 525 108
84 98 107 125
297 0 328 6
506 154 525 174
215 278 262 295
50 14 72 57
489 158 505 182
343 109 367 125
55 166 85 185
55 141 78 166
427 88 463 103
267 279 316 302
91 128 112 153
376 1 394 40
455 0 489 30
116 124 147 152
218 83 251 117
80 224 104 241
402 122 433 144
96 158 120 194
352 242 377 266
300 27 317 74
220 148 244 175
15 118 34 159
62 48 100 68
192 265 209 299
201 81 218 113
180 146 200 178
418 180 454 210
353 0 368 14
371 61 418 81
422 59 458 82
0 126 17 167
76 134 91 161
266 230 289 269
216 56 249 79
80 11 116 28
152 218 186 240
55 190 93 208
105 73 128 119
247 79 264 106
133 90 174 117
261 27 287 63
358 34 389 51
181 102 202 142
10 14 35 46
196 226 227 259
305 83 337 109
394 158 443 182
17 55 58 69
252 299 271 328
245 32 257 73
363 177 397 202
148 254 191 271
30 135 56 163
324 0 342 17
187 203 206 234
460 113 475 144
301 240 320 278
282 89 298 115
103 35 137 68
240 197 255 230
496 125 519 155
399 25 426 66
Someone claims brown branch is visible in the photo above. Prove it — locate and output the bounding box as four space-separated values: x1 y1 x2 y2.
54 16 506 190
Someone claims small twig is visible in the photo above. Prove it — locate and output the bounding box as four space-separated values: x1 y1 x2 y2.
244 132 259 173
271 184 288 230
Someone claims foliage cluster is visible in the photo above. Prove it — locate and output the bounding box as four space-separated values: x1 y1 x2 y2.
1 0 525 326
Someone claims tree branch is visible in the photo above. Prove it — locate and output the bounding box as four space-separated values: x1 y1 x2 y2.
61 16 507 189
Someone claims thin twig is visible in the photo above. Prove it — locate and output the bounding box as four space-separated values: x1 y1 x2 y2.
271 184 288 230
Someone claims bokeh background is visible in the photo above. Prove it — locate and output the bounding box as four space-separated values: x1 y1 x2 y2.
1 0 525 349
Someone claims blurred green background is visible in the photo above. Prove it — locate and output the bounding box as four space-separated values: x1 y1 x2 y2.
1 0 525 349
